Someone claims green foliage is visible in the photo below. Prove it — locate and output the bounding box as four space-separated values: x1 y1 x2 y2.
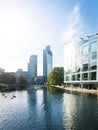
0 73 27 92
48 86 64 94
0 73 16 84
19 75 27 84
0 83 15 92
48 67 64 86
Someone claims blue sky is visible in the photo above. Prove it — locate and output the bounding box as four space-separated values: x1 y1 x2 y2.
0 0 98 75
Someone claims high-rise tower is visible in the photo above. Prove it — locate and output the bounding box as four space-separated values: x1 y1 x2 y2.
43 45 52 80
28 55 37 78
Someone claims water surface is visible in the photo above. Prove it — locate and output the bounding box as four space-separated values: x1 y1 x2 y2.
0 86 98 130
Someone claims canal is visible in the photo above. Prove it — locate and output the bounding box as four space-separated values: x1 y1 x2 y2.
0 85 98 130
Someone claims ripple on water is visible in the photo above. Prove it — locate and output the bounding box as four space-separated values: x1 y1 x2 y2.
0 87 98 130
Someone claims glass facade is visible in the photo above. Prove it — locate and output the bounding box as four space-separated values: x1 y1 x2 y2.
47 53 52 76
64 34 98 83
91 41 97 51
28 55 37 78
83 45 89 63
91 51 97 60
43 46 52 79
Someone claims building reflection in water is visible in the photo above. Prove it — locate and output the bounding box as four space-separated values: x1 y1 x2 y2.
27 86 65 130
62 91 98 130
62 92 77 129
27 86 52 129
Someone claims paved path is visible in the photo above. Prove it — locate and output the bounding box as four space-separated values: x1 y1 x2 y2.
52 85 98 95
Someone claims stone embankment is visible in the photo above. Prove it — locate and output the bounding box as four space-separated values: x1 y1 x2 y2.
52 85 98 95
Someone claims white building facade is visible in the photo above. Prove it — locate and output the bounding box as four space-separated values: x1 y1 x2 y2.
64 33 98 89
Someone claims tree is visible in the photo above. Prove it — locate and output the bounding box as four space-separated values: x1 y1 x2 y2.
48 67 64 86
0 73 16 84
19 75 27 84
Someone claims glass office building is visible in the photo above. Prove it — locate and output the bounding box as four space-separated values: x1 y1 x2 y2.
64 33 98 89
28 55 37 78
43 46 52 80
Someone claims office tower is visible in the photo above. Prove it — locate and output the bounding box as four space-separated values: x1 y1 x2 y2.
64 33 98 89
43 45 52 80
28 55 37 78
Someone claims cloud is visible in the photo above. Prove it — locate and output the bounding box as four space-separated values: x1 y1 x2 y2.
62 3 83 42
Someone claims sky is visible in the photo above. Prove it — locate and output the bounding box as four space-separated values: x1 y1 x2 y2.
0 0 98 75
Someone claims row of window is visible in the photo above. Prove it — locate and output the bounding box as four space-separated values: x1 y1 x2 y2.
82 62 97 71
82 41 97 63
82 41 97 53
83 51 97 62
65 62 97 74
65 72 96 81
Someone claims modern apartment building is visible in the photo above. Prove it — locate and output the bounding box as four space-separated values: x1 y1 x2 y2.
64 33 98 89
28 55 37 78
43 45 52 80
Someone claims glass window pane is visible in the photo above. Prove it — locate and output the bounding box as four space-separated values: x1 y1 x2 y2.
91 41 97 51
82 73 88 80
83 46 89 63
83 46 89 55
90 61 97 70
66 76 70 81
76 74 80 81
91 51 97 60
90 72 96 80
72 75 75 81
82 64 89 71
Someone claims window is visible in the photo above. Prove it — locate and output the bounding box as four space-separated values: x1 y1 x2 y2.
66 76 70 81
72 75 75 81
90 72 96 80
82 63 89 71
90 61 97 70
91 41 97 51
82 73 88 80
83 45 89 55
76 66 80 72
91 51 97 60
83 46 89 63
76 74 80 81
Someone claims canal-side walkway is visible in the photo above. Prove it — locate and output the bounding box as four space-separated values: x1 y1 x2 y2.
52 85 98 95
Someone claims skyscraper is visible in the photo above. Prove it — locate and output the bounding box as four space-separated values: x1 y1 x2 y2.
43 45 52 80
28 55 37 78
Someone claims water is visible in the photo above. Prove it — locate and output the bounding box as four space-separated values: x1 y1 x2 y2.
0 86 98 130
